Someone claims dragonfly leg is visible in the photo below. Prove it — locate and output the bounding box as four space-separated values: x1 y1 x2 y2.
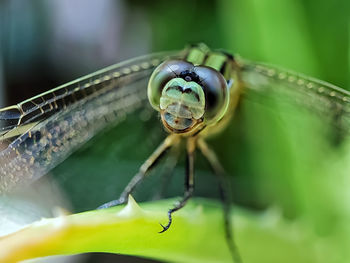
159 137 196 233
197 139 242 263
98 134 180 209
152 144 181 200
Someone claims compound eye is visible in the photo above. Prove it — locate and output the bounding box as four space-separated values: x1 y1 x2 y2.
148 60 193 110
195 66 229 122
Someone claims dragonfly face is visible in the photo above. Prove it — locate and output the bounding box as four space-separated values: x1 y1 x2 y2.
148 59 229 134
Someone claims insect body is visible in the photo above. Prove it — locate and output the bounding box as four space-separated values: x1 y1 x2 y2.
99 43 243 261
146 44 242 226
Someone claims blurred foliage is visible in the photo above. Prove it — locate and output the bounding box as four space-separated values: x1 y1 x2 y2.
142 0 349 87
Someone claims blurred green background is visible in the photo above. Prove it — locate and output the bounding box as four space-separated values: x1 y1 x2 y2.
1 0 348 107
1 0 349 262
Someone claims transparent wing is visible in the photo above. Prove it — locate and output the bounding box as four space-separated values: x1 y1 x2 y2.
0 50 185 193
238 58 350 132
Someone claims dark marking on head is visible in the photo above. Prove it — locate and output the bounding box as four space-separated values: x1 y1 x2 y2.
166 86 183 93
166 86 200 102
183 89 200 102
179 70 201 84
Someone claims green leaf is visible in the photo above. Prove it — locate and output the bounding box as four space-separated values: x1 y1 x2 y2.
0 197 340 263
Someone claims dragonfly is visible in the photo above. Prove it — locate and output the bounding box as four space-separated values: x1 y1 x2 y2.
1 43 349 261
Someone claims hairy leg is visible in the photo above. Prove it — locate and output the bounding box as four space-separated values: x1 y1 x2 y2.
197 139 242 263
159 137 196 233
152 143 181 200
98 134 180 209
